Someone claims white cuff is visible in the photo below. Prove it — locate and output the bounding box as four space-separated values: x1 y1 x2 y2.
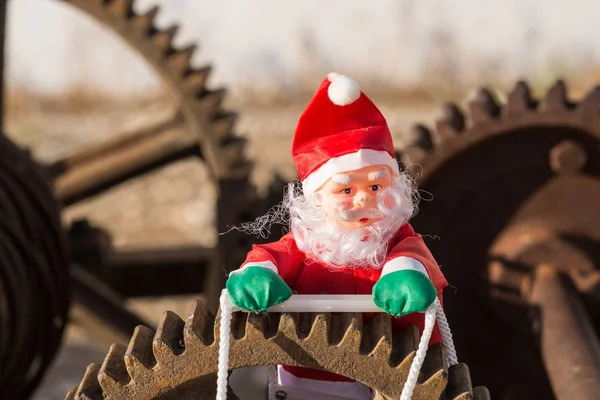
230 260 278 276
381 256 429 277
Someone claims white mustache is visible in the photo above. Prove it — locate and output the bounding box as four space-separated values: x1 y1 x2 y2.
334 207 382 221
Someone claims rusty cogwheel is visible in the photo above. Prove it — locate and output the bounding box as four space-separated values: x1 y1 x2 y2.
53 0 250 206
402 80 600 399
65 299 491 399
50 0 277 313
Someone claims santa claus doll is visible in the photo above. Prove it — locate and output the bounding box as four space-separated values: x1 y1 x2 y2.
226 73 448 399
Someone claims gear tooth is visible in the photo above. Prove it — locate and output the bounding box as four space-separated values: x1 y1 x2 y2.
220 136 247 171
468 88 501 126
402 124 433 165
151 25 179 54
65 386 77 400
419 342 447 383
125 325 157 376
434 120 458 143
131 5 159 34
410 124 435 151
306 313 331 344
153 311 185 364
577 85 600 120
183 66 212 95
210 112 238 141
473 386 492 400
278 313 302 341
444 363 474 400
98 343 130 392
505 80 536 117
184 299 215 346
335 312 362 350
229 159 254 178
542 79 570 112
75 363 103 400
106 0 134 18
442 103 466 132
433 103 466 144
197 88 227 118
360 314 392 360
167 45 196 76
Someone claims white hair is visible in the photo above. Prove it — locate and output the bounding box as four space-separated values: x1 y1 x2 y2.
224 171 419 269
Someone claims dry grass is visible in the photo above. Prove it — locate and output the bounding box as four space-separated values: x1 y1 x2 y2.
5 84 165 117
7 64 600 118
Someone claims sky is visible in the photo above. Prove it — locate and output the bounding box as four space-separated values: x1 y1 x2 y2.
6 0 600 95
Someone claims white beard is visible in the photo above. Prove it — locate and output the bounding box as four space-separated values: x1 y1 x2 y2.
227 173 418 269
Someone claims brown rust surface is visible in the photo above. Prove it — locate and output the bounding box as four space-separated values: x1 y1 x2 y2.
66 298 489 399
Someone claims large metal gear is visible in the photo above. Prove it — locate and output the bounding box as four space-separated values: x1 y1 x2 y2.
53 0 250 202
48 0 282 316
401 80 600 399
65 299 491 399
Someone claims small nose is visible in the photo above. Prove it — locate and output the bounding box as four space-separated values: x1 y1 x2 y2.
354 191 369 207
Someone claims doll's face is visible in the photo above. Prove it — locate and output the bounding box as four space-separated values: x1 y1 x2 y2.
317 165 393 229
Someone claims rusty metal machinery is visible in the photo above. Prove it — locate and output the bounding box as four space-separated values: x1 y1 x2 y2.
402 81 600 399
1 0 600 398
65 299 491 399
0 0 280 397
48 0 280 314
0 135 70 399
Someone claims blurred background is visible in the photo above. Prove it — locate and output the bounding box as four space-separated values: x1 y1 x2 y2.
5 0 600 398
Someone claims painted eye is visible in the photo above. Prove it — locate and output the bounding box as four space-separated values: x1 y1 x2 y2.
342 188 352 194
371 185 380 191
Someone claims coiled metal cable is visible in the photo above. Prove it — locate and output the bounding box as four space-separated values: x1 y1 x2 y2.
0 134 70 399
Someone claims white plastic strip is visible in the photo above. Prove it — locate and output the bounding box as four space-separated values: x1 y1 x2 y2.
221 291 381 313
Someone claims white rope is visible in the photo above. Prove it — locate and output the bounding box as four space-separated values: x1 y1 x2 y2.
216 290 233 400
215 292 457 400
434 298 458 366
399 298 457 399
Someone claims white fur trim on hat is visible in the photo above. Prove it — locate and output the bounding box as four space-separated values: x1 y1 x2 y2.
327 73 361 106
302 149 400 194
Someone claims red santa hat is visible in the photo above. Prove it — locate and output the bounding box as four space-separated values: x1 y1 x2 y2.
292 73 400 194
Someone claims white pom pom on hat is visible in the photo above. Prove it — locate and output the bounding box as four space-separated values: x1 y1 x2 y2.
326 72 361 106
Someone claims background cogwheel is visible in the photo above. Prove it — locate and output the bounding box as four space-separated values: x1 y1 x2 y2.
402 80 600 399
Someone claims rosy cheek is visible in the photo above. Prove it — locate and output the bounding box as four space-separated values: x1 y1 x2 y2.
334 198 354 209
378 192 393 208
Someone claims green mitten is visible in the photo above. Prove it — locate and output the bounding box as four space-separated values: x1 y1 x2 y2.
226 266 292 312
372 270 437 317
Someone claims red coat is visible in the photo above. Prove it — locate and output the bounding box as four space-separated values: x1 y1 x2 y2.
240 223 448 382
